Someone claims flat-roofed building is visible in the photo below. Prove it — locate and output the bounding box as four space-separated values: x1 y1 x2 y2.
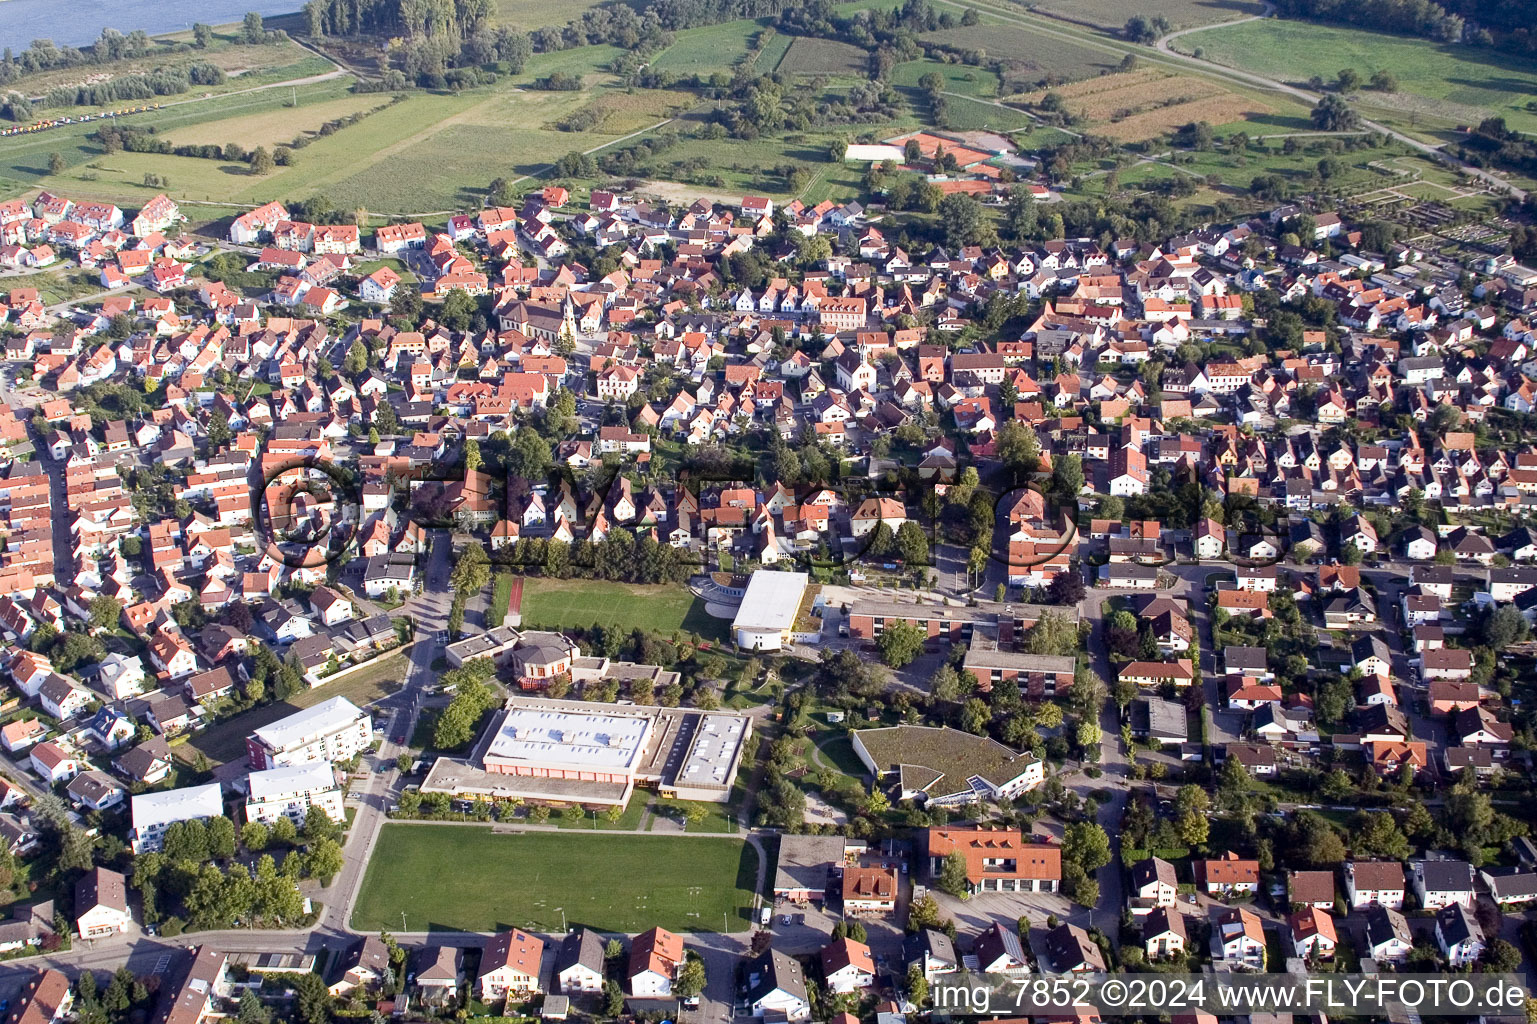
244 761 344 826
246 696 372 769
773 834 848 903
733 570 810 650
421 697 751 807
131 783 223 853
852 724 1044 807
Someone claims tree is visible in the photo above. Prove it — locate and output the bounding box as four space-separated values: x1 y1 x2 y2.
905 965 929 1008
1052 453 1084 498
242 11 266 43
896 520 930 566
996 420 1041 475
602 980 625 1017
207 816 236 859
291 974 331 1024
450 542 491 595
1048 570 1085 605
1352 811 1410 860
1482 938 1522 974
237 991 270 1024
876 621 926 668
463 438 482 474
1335 67 1361 92
1174 785 1210 846
48 152 65 175
1289 812 1347 866
88 595 123 631
1062 821 1111 873
303 805 339 842
306 837 344 883
1311 94 1361 132
938 192 995 249
960 697 991 735
674 957 706 999
249 147 276 175
242 821 270 851
938 852 971 896
1480 604 1530 649
271 816 298 844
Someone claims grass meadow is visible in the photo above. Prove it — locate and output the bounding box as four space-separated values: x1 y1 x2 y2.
351 828 758 932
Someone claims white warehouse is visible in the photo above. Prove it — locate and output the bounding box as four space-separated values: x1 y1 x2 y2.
731 570 811 651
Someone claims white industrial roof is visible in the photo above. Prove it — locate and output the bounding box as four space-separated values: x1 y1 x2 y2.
486 706 651 771
680 715 746 787
732 570 809 634
246 760 337 801
251 696 366 752
845 144 906 163
131 782 224 831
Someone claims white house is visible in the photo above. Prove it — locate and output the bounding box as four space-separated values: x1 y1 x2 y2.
626 927 683 997
243 761 344 826
75 867 131 939
1344 861 1405 909
130 783 224 853
1434 903 1484 967
745 950 810 1022
1410 860 1475 911
820 938 875 994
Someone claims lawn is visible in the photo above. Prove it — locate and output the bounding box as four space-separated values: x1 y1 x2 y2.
553 794 651 830
352 827 759 932
890 59 1002 98
488 573 514 629
518 578 729 642
1178 18 1537 137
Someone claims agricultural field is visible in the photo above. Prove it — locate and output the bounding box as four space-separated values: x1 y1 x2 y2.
3 35 330 98
939 95 1038 133
0 77 357 205
922 22 1120 88
352 828 758 932
518 578 730 642
490 0 608 30
164 93 390 148
648 19 779 76
1177 19 1537 138
550 89 696 135
1015 69 1278 142
1020 0 1264 31
775 37 870 77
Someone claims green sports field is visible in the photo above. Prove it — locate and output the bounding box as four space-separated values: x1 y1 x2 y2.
351 827 759 932
518 578 729 642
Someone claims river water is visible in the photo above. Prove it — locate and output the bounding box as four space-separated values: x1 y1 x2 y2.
0 0 301 51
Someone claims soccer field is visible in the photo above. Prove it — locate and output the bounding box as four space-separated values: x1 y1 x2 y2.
351 827 759 933
518 578 729 642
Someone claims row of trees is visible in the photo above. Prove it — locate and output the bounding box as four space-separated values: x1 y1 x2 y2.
431 657 500 750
